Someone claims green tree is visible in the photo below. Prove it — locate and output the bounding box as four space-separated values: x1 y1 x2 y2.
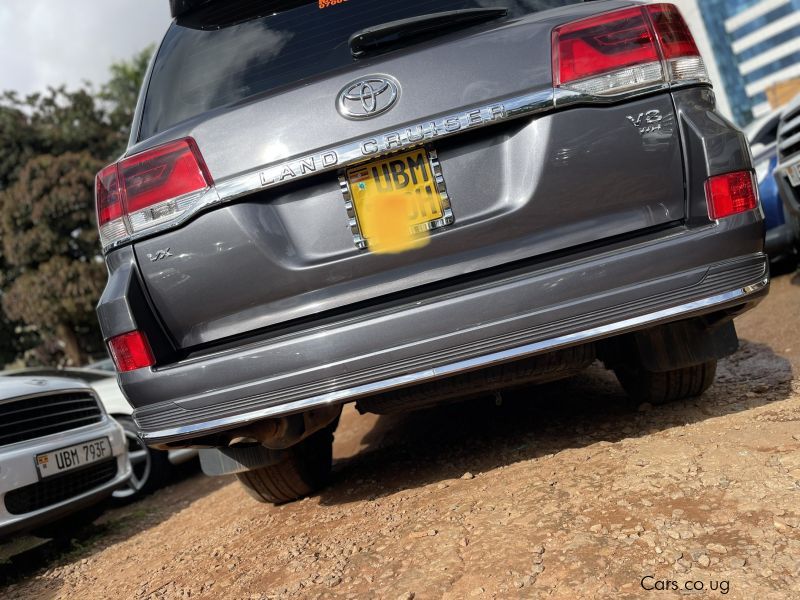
0 101 38 191
0 47 153 366
0 100 45 365
1 153 106 365
100 45 154 141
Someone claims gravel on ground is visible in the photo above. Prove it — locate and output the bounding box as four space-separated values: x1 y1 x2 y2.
4 271 800 600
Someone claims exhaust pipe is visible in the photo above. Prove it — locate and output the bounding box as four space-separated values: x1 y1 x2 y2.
228 405 342 450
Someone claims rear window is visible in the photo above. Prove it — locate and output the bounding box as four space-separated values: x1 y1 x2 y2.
139 0 582 140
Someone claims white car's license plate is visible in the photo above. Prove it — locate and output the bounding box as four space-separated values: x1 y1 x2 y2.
788 163 800 187
35 437 112 479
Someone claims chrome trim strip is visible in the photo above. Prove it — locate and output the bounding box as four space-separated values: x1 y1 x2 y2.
554 83 668 108
554 79 711 109
141 278 768 443
338 172 367 249
217 88 556 203
427 148 456 230
104 88 555 253
105 81 714 253
103 187 224 253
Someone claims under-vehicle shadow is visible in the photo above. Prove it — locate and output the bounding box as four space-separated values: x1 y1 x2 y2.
0 459 214 593
319 339 794 506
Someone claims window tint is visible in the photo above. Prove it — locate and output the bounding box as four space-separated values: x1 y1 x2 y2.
140 0 581 139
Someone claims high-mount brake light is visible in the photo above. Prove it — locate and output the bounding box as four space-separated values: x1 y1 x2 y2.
95 138 213 251
705 171 759 221
553 3 709 97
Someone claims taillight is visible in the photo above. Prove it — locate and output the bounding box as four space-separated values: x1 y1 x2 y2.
554 7 659 88
108 331 156 372
705 171 758 221
553 3 709 97
95 164 127 246
647 4 698 59
95 138 213 251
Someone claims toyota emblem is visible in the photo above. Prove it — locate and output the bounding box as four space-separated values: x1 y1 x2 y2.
337 76 400 120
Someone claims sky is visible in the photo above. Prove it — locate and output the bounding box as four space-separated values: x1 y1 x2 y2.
0 0 171 97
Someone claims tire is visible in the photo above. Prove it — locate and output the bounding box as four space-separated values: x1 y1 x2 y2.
112 416 171 502
614 360 717 405
236 422 336 504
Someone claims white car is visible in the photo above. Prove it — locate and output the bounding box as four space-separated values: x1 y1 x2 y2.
90 375 197 499
0 377 130 538
1 366 196 500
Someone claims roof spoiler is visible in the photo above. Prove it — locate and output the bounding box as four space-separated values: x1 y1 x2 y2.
169 0 216 18
170 0 307 29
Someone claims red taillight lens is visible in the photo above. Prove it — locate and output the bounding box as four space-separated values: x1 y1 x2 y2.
647 3 699 59
108 331 156 373
119 138 211 213
554 7 659 86
95 164 124 227
94 137 212 250
552 3 707 95
705 171 758 220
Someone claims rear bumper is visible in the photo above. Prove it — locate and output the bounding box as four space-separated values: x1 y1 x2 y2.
125 214 768 447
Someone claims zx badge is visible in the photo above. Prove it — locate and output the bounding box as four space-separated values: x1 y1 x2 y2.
147 248 173 262
627 109 663 134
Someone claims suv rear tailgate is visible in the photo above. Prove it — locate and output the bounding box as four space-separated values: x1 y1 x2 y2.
135 97 684 349
131 2 686 349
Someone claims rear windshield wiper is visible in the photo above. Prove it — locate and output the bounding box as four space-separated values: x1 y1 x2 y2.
349 8 509 58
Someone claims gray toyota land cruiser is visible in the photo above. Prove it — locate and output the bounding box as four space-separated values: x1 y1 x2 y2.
95 0 768 504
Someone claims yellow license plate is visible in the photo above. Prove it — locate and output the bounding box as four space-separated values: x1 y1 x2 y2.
346 149 449 243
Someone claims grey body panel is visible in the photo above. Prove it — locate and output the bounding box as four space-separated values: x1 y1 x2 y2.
96 1 766 446
134 95 684 347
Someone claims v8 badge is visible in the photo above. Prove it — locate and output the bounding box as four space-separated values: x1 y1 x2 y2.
627 109 663 134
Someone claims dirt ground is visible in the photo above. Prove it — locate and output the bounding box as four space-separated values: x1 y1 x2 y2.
4 271 800 600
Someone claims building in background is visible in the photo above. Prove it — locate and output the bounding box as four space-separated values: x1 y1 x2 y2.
666 0 734 122
694 0 800 125
661 0 800 125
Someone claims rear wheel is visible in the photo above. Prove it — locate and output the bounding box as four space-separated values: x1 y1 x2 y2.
614 360 717 405
236 422 336 504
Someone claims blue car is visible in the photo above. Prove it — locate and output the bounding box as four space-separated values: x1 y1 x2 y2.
746 110 798 263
